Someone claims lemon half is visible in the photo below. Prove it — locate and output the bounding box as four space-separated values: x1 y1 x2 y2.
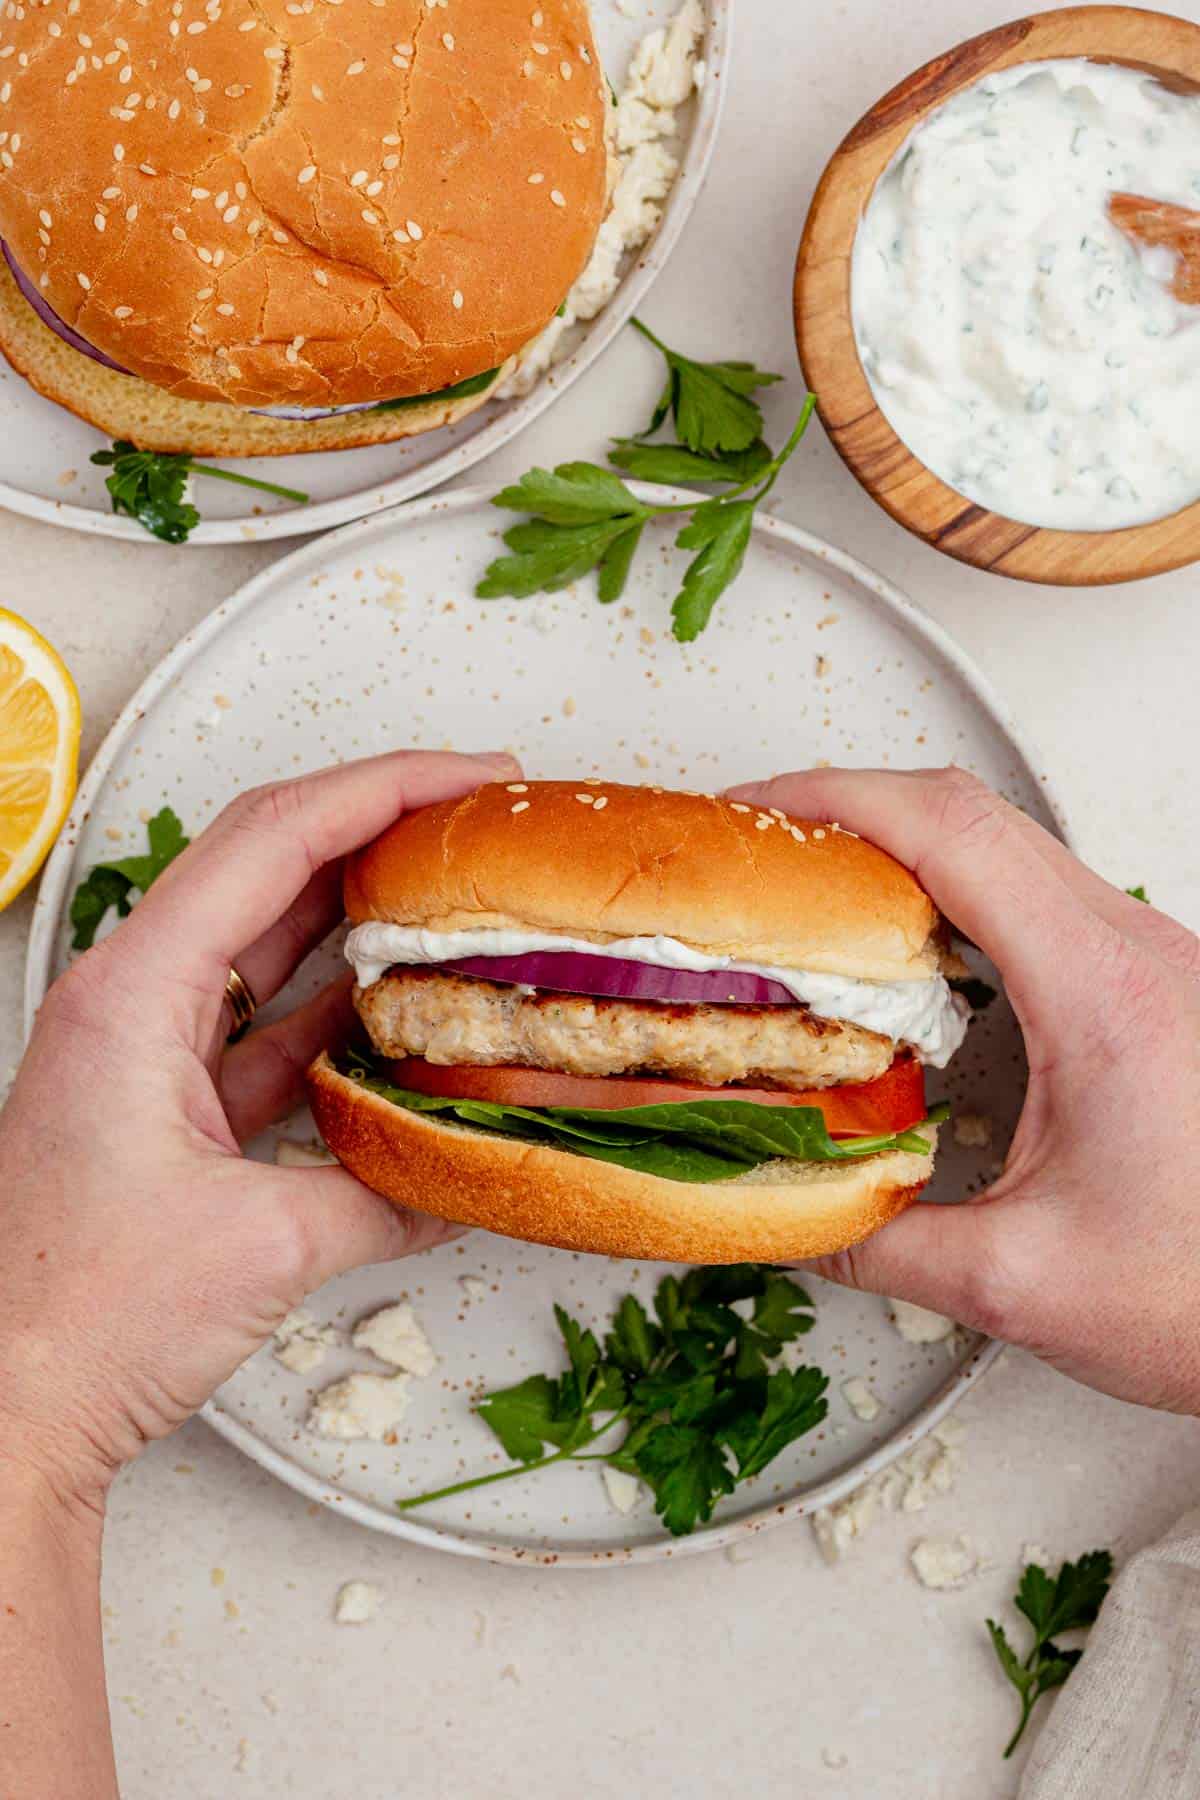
0 608 81 913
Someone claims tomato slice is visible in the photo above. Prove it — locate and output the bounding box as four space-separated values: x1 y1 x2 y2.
384 1056 926 1137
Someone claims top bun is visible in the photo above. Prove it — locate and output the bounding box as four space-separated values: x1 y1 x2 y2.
344 781 946 983
0 0 607 409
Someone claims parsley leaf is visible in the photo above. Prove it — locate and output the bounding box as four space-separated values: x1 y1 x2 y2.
635 1424 736 1536
1126 885 1149 902
987 1550 1113 1756
69 806 190 950
475 319 816 640
608 438 775 487
631 318 782 455
398 1266 830 1537
91 441 307 544
672 498 755 642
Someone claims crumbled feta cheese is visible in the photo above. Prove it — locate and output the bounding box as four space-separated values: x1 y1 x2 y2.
1023 1542 1052 1569
334 1581 381 1625
496 0 702 400
822 1749 849 1771
841 1377 882 1423
889 1298 956 1344
274 1138 335 1168
459 1275 489 1301
601 1467 641 1515
273 1309 340 1375
811 1416 967 1561
953 1111 994 1148
308 1372 410 1442
352 1303 436 1377
911 1536 978 1590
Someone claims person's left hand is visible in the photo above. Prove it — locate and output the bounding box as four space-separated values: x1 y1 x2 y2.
0 748 519 1512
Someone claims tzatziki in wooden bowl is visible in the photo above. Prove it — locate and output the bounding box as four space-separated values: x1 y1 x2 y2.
794 6 1200 584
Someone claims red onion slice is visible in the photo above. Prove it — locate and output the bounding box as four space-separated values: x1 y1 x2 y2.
437 952 800 1006
3 240 129 372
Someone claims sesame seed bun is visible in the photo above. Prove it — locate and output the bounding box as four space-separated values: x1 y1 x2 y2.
0 0 607 413
344 781 946 984
305 1051 937 1264
0 258 512 455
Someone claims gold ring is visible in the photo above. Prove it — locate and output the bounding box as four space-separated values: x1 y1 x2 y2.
224 966 258 1044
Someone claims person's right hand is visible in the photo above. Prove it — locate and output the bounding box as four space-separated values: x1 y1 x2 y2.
729 767 1200 1415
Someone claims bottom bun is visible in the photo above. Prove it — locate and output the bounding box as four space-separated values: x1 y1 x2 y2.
306 1053 937 1265
0 260 511 458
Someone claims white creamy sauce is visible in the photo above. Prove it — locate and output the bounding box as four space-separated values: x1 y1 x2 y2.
343 923 969 1068
853 59 1200 530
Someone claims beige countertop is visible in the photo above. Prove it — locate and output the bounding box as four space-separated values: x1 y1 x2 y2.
2 1 1198 1794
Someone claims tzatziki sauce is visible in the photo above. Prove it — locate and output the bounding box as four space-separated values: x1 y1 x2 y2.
343 922 970 1068
852 59 1200 531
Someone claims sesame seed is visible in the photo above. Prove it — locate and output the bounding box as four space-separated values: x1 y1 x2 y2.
311 83 324 99
172 225 188 241
592 796 608 811
571 137 586 154
361 208 378 223
729 802 750 813
93 213 106 231
383 132 401 145
114 304 133 318
168 98 181 118
580 45 592 64
76 272 90 289
531 8 543 21
382 153 399 170
38 208 51 226
442 32 453 49
264 45 284 60
812 827 827 840
506 783 529 793
217 301 234 315
575 793 594 805
238 15 256 27
522 59 533 76
197 245 213 261
790 826 807 843
549 189 565 208
527 171 544 184
191 186 210 199
559 60 572 79
406 219 422 239
297 164 316 184
755 816 772 830
769 808 786 820
113 143 125 160
314 268 328 285
223 205 239 223
271 229 288 244
346 58 365 74
196 287 213 298
391 229 409 243
532 40 548 55
452 289 463 308
350 169 367 186
511 801 530 815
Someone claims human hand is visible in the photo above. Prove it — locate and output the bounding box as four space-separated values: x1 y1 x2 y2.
729 767 1200 1414
0 748 519 1510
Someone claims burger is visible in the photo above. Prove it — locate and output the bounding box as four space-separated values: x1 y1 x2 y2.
0 0 608 456
307 781 969 1264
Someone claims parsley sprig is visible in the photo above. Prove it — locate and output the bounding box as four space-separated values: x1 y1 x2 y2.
91 441 308 543
987 1550 1114 1756
69 806 189 950
477 319 816 641
398 1266 829 1537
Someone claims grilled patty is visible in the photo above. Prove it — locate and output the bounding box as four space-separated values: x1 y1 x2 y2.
355 969 894 1091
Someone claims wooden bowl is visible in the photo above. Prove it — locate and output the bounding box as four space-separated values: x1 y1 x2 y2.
794 6 1200 584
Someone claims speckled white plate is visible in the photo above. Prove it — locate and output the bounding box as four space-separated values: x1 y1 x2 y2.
0 1 729 547
25 483 1071 1565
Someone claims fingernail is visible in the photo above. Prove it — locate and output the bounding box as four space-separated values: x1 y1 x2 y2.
473 751 522 773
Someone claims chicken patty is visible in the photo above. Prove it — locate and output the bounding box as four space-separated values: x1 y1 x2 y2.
355 969 895 1091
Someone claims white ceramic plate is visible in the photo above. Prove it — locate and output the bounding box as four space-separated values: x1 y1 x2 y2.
0 2 729 547
26 484 1069 1565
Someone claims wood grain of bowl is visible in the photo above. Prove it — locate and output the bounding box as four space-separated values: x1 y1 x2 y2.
794 5 1200 584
